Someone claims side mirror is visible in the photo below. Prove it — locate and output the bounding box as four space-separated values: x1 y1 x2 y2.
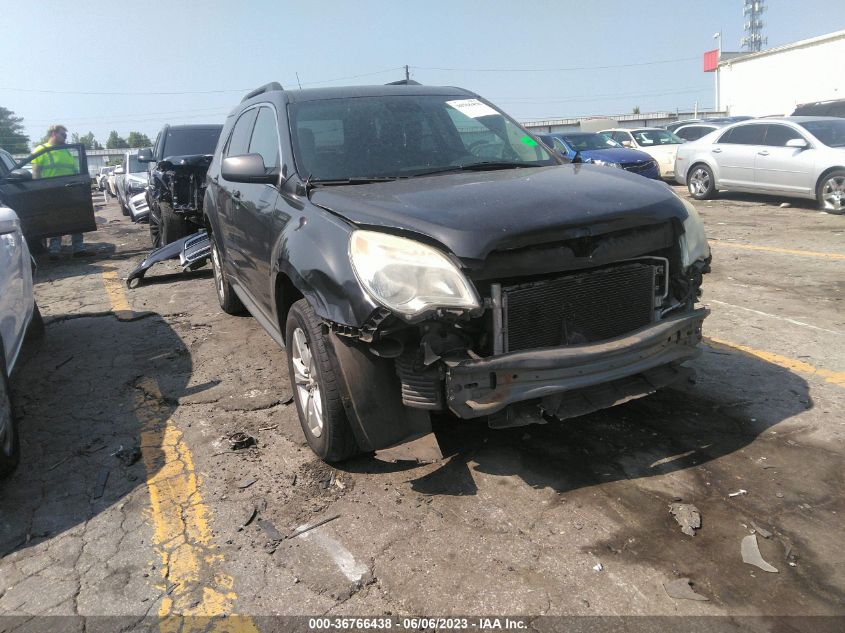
786 138 809 149
221 154 278 184
5 169 33 182
114 166 125 175
136 148 153 163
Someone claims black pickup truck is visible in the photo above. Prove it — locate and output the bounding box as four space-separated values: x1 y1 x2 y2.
137 124 223 246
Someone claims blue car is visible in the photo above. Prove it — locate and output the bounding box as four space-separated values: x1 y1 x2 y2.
538 132 660 180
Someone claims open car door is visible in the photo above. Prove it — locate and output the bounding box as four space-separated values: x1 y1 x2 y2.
0 144 96 241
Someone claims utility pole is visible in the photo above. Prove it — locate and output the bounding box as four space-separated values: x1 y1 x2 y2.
405 65 410 82
713 32 721 112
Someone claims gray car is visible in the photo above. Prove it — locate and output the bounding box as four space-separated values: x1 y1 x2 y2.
674 117 845 214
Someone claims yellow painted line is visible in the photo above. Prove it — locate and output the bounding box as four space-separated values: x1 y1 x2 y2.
100 265 135 320
100 268 258 632
707 337 845 388
709 240 845 261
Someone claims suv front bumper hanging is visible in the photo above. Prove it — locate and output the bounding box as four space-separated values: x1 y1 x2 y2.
445 308 708 419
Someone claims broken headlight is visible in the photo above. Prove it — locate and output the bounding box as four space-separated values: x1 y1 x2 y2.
677 196 710 268
349 230 480 318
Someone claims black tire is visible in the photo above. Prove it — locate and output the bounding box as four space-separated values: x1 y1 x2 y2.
0 351 20 479
149 202 162 248
120 198 130 216
816 169 845 215
285 299 358 462
160 207 191 245
24 303 45 343
687 163 716 200
210 238 245 315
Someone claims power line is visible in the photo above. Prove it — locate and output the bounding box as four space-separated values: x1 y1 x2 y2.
415 56 699 73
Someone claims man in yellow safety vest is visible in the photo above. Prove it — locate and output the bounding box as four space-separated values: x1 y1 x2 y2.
32 124 92 259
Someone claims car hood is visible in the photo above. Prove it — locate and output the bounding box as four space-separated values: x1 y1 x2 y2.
310 164 686 262
580 148 654 164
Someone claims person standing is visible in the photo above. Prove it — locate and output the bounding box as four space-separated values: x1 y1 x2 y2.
32 124 92 259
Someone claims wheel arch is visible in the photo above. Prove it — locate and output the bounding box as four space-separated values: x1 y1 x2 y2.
274 271 304 344
814 166 845 200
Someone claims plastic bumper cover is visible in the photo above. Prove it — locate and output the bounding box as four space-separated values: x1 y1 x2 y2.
446 307 708 419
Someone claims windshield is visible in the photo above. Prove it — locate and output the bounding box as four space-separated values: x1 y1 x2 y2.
162 127 222 158
799 120 845 148
632 129 682 146
289 95 556 181
127 155 145 173
559 133 622 151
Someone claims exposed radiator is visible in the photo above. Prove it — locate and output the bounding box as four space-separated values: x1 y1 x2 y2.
503 262 657 352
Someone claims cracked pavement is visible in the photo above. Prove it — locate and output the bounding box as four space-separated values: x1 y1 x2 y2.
0 190 843 628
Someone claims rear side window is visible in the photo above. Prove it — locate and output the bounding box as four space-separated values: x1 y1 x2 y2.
226 110 259 158
676 126 712 141
248 107 280 169
763 124 804 147
718 124 765 145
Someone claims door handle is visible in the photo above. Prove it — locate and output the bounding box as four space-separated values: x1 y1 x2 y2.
232 189 241 199
757 151 769 156
64 182 79 187
712 148 722 154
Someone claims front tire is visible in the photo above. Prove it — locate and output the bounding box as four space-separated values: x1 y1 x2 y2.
817 169 845 214
687 163 716 200
285 299 357 462
0 352 20 479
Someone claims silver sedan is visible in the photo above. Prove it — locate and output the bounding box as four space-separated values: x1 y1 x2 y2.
674 117 845 214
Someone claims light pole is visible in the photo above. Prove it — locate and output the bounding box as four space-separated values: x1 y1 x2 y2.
713 31 722 113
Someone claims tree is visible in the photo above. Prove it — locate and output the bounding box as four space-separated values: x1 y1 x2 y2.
106 130 129 149
127 131 152 148
0 106 31 153
632 106 641 115
71 131 102 150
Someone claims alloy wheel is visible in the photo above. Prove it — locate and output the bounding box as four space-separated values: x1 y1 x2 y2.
211 242 225 304
689 167 711 197
290 327 324 438
821 176 845 212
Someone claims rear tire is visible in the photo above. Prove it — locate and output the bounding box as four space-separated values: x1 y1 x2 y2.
285 299 358 462
210 238 245 315
0 351 20 480
687 163 716 200
817 169 845 214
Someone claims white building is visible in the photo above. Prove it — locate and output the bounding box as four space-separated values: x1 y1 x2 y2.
717 29 845 116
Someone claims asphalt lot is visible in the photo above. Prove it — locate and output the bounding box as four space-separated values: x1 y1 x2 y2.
0 186 843 630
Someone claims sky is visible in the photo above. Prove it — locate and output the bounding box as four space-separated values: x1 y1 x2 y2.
2 0 844 150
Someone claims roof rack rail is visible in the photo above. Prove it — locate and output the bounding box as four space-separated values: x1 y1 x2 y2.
241 82 284 102
385 79 421 86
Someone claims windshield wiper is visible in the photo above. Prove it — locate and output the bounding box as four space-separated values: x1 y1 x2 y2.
412 161 541 177
311 177 398 186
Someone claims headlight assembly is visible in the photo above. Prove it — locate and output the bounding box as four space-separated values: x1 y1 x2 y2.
591 159 623 168
349 230 480 318
677 196 710 268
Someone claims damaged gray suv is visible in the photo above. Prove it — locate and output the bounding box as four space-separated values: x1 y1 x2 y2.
204 81 711 462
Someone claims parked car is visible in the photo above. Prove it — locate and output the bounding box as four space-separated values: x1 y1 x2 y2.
665 116 753 134
96 166 113 192
108 165 122 198
137 124 224 247
0 146 96 244
115 152 149 216
792 99 845 118
674 122 726 143
204 82 711 462
674 117 845 214
0 204 44 478
538 132 659 179
127 191 150 223
600 128 684 179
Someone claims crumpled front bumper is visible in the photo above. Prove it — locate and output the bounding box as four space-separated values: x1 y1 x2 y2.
445 308 708 419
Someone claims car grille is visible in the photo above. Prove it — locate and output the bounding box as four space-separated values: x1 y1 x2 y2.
503 263 657 352
623 160 656 174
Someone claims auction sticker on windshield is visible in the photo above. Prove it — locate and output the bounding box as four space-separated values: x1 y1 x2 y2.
446 99 498 118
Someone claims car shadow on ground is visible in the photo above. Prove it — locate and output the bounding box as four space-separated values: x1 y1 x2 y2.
705 192 819 211
0 310 198 559
343 342 812 500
